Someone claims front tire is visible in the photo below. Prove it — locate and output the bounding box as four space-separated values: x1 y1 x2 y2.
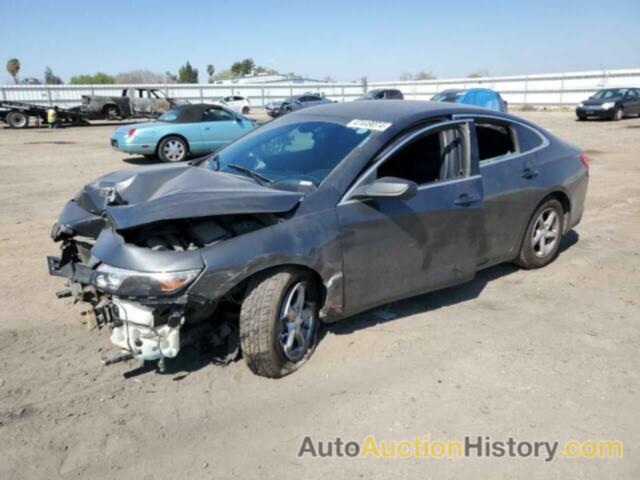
240 268 320 378
158 136 188 162
242 106 250 114
515 198 564 269
612 108 623 121
7 111 29 129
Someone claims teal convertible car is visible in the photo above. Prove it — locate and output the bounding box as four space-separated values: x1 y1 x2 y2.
110 104 257 162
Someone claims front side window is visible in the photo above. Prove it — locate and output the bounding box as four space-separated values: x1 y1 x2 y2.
376 127 468 185
208 120 374 186
202 108 235 122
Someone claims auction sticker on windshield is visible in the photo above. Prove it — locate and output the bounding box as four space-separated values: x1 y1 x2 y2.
347 119 392 132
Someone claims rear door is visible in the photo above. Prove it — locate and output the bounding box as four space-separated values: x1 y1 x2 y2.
337 120 484 314
455 114 548 266
624 89 640 114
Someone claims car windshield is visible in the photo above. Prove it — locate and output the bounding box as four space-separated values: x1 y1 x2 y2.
364 90 381 99
591 89 626 99
208 120 375 187
431 91 465 102
158 109 180 122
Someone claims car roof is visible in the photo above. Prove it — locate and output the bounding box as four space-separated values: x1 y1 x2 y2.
171 103 228 122
302 99 498 123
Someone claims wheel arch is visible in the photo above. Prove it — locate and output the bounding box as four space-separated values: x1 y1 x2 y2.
101 103 120 114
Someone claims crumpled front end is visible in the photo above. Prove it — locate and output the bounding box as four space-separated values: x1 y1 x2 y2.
47 164 302 370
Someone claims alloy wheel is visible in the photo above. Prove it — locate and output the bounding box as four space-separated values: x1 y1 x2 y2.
278 282 316 362
531 207 560 258
162 139 186 162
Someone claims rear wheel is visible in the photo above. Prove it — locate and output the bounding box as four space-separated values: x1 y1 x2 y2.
515 198 564 269
7 111 29 129
240 268 320 378
158 136 188 162
242 106 250 114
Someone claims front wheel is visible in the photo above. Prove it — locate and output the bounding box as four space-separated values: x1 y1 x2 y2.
515 198 564 269
7 111 29 128
242 106 250 114
158 136 188 162
240 268 320 378
612 108 623 121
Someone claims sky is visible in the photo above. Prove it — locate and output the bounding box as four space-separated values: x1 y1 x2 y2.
1 0 638 83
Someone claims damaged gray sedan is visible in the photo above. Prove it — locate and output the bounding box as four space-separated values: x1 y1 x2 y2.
48 101 588 377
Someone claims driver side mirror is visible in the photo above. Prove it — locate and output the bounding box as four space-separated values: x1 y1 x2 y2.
351 177 417 201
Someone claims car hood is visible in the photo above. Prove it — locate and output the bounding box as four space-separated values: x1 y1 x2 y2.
583 97 621 106
74 163 304 230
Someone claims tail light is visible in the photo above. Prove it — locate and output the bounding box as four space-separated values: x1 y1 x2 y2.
579 154 590 177
127 128 137 137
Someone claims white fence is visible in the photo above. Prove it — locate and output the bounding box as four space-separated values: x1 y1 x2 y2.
2 68 639 108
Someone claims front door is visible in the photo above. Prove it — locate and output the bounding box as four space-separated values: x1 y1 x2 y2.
337 120 484 314
199 108 247 152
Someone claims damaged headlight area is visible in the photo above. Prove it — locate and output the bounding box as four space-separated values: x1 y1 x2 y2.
92 264 201 296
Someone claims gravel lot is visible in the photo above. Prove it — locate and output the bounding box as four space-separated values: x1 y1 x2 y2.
0 111 639 479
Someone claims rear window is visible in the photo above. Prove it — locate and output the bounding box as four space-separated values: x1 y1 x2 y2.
159 109 180 122
515 124 544 152
476 122 515 162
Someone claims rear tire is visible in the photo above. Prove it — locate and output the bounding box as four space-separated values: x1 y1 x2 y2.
240 268 320 378
515 198 564 269
7 111 29 129
158 136 188 162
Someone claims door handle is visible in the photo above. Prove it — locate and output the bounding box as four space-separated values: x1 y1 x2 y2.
454 193 481 206
522 167 539 179
204 127 211 130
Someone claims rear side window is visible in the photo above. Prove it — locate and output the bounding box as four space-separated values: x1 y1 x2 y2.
377 127 468 185
515 124 544 152
475 122 515 162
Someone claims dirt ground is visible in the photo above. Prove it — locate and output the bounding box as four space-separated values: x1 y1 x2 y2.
0 110 639 479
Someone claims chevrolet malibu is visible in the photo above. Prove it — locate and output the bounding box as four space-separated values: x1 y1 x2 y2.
110 104 256 162
49 101 588 378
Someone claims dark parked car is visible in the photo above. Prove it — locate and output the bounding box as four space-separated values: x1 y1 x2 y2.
265 94 331 117
48 101 588 378
357 89 404 100
432 88 508 112
576 88 640 121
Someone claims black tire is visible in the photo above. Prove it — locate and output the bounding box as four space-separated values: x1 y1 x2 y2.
103 105 120 120
577 115 586 121
7 111 29 129
157 136 188 162
612 108 623 121
515 198 564 269
242 106 250 114
240 268 320 378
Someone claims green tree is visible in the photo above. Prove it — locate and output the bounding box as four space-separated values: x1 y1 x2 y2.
6 58 21 84
69 72 116 84
177 61 199 83
44 66 63 85
206 64 215 83
231 58 255 77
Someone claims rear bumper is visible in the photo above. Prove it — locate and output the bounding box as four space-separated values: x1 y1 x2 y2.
110 135 155 154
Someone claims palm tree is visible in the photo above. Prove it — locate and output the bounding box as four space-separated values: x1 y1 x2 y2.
6 58 21 84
